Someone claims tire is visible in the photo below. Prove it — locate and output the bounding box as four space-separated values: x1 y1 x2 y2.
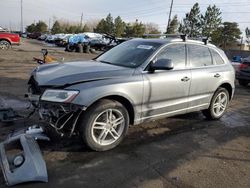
79 99 129 151
239 79 249 87
0 40 11 50
76 44 83 53
202 87 229 120
65 44 75 52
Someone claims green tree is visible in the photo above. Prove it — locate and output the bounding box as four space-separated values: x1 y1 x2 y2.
26 23 36 33
124 23 134 37
211 22 242 49
166 15 179 34
94 13 115 34
133 20 145 37
114 16 125 37
179 3 201 37
94 19 107 33
35 21 48 33
201 5 222 37
51 21 64 34
246 27 250 50
105 13 114 34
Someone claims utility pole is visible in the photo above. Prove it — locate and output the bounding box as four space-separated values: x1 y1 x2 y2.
80 12 83 28
48 18 51 32
166 0 174 33
20 0 23 33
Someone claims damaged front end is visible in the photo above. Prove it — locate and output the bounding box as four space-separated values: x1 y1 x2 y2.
39 102 84 137
28 76 86 137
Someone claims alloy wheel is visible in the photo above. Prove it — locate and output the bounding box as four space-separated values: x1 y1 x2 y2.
91 109 125 146
212 92 228 117
0 41 10 50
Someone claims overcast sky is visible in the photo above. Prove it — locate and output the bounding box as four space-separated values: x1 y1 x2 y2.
1 0 250 35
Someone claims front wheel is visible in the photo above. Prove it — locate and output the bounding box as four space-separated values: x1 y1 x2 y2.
0 40 11 50
202 87 229 120
79 99 129 151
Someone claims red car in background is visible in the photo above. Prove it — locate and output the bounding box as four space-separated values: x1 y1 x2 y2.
0 32 20 50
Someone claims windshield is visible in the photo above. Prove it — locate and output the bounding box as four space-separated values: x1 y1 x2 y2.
96 40 162 68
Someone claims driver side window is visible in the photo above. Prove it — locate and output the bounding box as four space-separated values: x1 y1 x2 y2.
156 44 186 70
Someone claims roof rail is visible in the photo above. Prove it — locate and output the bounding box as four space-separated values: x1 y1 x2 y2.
143 34 187 42
202 37 209 45
188 37 210 45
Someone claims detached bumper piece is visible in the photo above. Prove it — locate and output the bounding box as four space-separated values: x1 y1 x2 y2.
0 108 23 123
7 125 50 142
0 133 48 186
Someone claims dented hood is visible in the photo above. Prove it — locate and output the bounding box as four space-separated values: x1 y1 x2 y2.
33 60 134 86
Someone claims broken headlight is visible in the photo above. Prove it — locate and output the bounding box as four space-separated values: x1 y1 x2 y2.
41 89 79 103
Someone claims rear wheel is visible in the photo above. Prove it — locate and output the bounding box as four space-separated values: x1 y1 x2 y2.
202 87 229 120
79 99 129 151
238 79 249 87
0 40 11 50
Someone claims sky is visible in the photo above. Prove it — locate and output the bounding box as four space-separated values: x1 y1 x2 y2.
0 0 250 36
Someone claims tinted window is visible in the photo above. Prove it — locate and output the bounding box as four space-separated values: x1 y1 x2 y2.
188 44 213 67
210 49 225 65
156 44 186 69
96 40 161 68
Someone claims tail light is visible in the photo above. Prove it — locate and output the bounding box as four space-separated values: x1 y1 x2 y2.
239 63 249 70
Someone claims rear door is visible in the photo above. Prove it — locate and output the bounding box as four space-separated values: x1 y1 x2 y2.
187 44 224 111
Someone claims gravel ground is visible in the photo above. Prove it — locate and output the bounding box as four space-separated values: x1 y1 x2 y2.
0 39 249 188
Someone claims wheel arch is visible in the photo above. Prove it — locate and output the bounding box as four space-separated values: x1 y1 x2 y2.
86 95 135 125
218 82 233 100
0 38 11 44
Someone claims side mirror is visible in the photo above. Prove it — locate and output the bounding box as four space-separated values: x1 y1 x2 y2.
150 59 174 71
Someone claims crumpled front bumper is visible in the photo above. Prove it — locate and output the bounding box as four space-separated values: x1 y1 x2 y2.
0 127 49 186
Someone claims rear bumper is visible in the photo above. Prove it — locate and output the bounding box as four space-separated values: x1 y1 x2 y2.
236 71 250 81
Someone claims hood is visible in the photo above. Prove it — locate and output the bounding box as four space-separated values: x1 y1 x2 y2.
33 60 134 86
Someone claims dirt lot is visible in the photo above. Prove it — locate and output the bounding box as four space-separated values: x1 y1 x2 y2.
0 39 250 188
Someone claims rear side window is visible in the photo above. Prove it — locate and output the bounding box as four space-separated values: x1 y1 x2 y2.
210 49 225 65
188 44 213 67
156 44 186 69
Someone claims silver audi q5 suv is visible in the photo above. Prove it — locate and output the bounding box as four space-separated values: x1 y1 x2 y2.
28 36 235 151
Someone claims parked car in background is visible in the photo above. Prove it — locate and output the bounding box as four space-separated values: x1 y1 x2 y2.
54 34 72 47
28 37 235 151
236 56 250 86
38 34 48 41
231 55 242 70
21 33 28 38
89 38 108 51
0 32 20 50
28 32 41 39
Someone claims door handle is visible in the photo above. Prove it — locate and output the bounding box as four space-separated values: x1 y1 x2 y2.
181 76 190 82
214 73 221 78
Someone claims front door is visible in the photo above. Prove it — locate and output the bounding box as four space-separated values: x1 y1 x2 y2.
141 43 191 121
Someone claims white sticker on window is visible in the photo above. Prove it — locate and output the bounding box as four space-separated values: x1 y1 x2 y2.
137 45 153 50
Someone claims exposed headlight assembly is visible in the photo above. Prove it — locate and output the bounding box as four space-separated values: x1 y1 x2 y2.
41 89 79 103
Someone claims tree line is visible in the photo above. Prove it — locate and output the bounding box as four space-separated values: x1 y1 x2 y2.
26 3 244 49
